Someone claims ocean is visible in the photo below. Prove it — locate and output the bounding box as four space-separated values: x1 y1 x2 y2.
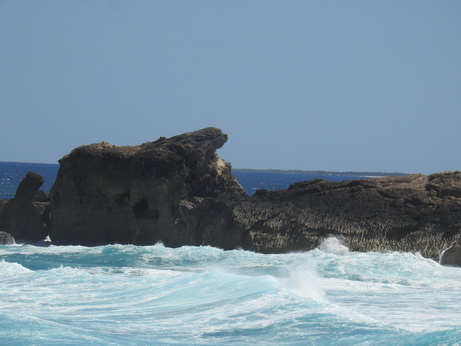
1 162 461 345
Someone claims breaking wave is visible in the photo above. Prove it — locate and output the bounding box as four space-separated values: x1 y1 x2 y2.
1 241 461 344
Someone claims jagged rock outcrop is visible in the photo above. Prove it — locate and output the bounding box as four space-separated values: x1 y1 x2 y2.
215 172 461 263
0 171 49 241
0 231 15 245
3 127 461 266
49 127 246 247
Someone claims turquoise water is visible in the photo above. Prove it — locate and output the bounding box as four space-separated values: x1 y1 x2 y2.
1 240 461 345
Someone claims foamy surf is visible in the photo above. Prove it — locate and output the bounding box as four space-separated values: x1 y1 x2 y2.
1 240 461 344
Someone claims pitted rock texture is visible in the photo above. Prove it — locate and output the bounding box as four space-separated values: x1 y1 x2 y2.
216 172 461 262
3 128 461 266
49 127 246 247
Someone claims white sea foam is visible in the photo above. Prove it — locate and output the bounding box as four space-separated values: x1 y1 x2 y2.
0 259 32 274
1 244 461 344
319 236 349 255
282 266 328 303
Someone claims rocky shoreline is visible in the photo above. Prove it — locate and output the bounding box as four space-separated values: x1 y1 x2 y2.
1 128 460 266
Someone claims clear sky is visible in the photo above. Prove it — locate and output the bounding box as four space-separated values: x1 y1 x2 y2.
1 0 460 174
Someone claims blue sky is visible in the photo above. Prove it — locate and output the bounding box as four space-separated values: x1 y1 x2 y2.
1 0 460 173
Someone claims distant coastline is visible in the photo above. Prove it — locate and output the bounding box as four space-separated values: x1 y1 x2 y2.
233 168 408 177
0 161 410 178
0 161 409 177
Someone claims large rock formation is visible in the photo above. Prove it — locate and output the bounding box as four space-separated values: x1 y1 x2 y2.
49 127 246 247
216 172 461 263
3 127 461 266
0 171 49 241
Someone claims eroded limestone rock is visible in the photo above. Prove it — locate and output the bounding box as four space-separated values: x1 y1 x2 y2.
49 127 246 246
219 172 461 262
3 128 460 267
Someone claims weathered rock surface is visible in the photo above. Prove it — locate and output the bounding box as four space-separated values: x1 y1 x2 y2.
0 231 15 245
49 127 246 247
3 127 461 266
216 172 461 263
0 171 49 241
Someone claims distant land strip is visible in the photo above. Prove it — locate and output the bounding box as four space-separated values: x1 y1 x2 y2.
232 168 408 177
0 161 408 178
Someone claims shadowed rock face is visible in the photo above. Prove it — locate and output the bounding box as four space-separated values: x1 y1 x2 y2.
0 231 15 245
218 172 461 263
0 171 49 241
49 127 246 247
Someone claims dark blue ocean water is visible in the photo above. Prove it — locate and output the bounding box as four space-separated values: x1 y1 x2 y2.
0 162 58 199
1 162 460 345
233 170 378 194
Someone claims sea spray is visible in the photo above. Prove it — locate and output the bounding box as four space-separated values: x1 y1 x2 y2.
2 163 461 344
282 265 328 303
319 236 350 255
2 243 461 344
277 239 332 303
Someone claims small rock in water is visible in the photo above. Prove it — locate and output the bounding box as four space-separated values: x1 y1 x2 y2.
440 244 461 267
0 231 15 245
